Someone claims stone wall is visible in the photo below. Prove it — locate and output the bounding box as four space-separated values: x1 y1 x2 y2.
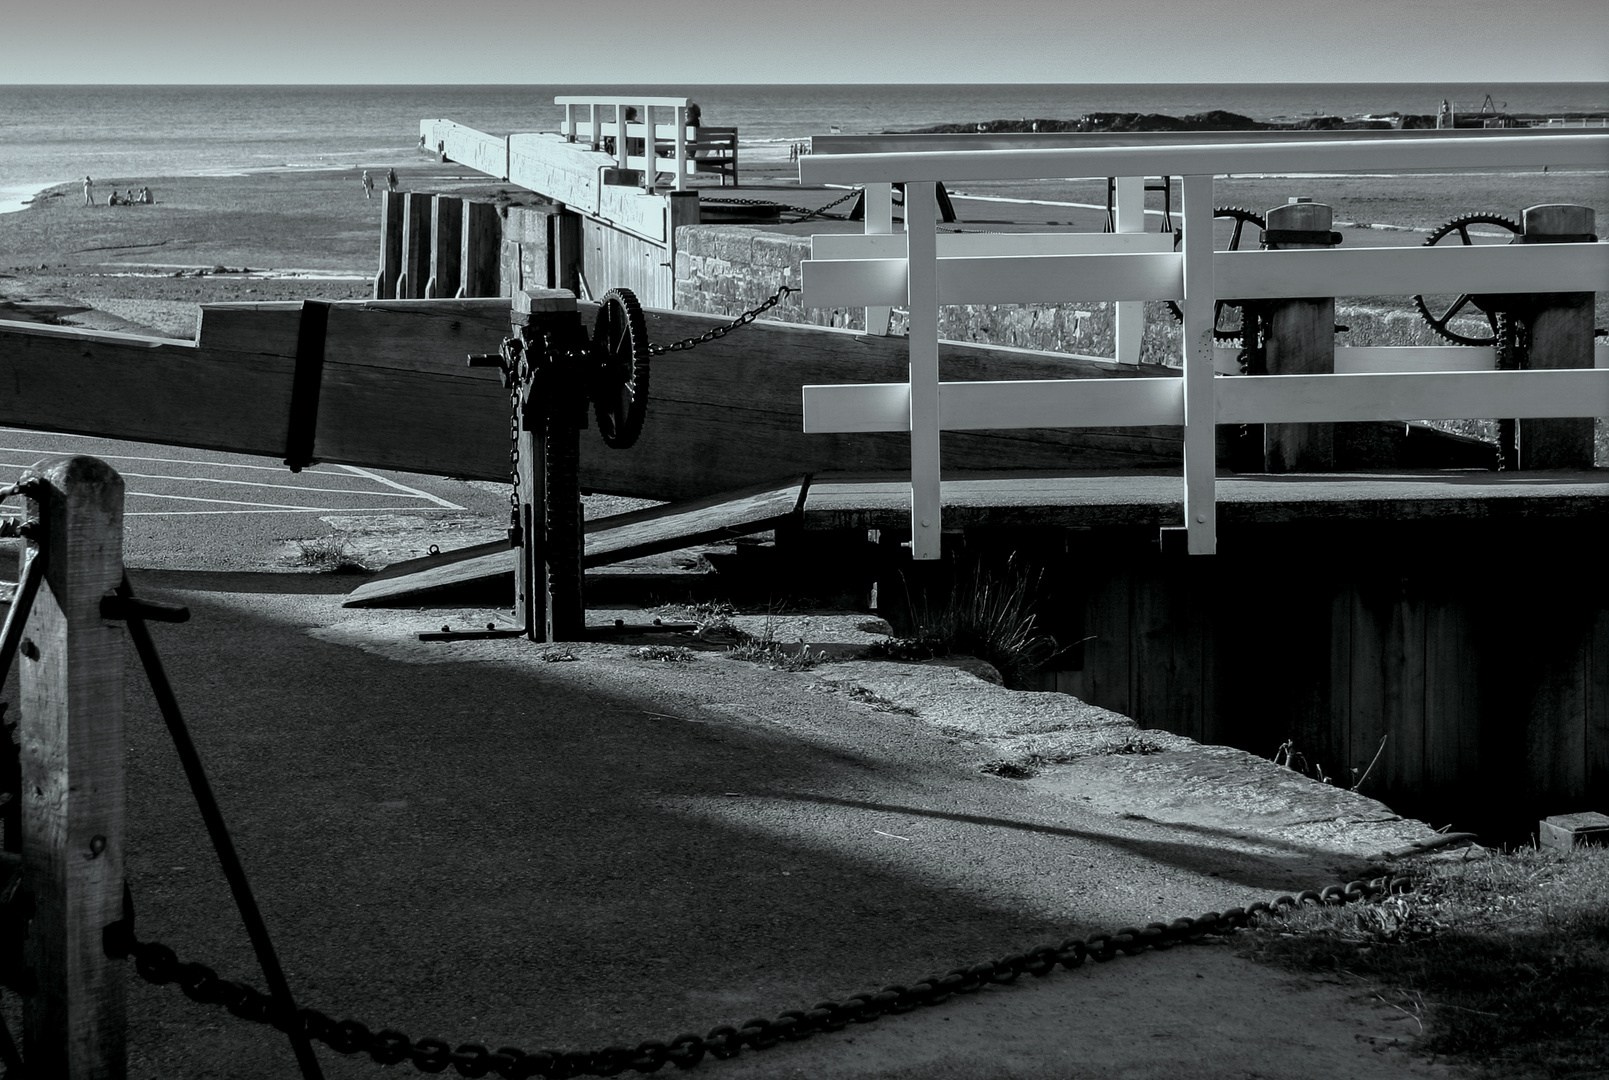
673 224 1184 365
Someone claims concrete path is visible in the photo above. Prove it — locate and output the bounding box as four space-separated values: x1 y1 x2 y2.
72 573 1454 1079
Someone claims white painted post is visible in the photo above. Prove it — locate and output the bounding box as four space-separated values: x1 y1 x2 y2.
864 182 894 336
674 105 688 191
1113 175 1145 365
1113 175 1152 365
905 181 942 560
616 104 629 170
564 103 575 142
1180 174 1217 555
588 104 600 151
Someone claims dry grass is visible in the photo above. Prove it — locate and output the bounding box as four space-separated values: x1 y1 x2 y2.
285 533 367 574
724 613 827 672
1242 844 1609 1079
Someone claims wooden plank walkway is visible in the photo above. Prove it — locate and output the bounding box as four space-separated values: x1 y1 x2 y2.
801 469 1609 532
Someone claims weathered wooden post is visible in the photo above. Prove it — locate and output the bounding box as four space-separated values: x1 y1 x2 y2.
426 195 463 300
397 192 433 300
509 290 587 641
1517 204 1597 470
373 190 404 299
1262 198 1340 471
459 200 501 299
19 456 126 1078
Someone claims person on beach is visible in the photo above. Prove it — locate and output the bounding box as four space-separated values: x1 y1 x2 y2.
362 170 375 199
82 176 93 206
386 167 399 193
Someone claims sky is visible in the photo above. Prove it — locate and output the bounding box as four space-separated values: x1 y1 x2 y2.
4 0 1607 84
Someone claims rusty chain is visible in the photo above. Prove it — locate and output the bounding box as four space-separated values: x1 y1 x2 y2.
647 283 798 356
499 337 525 548
105 874 1411 1078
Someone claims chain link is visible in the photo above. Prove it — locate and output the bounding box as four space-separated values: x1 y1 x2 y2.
647 283 798 356
106 873 1411 1078
701 188 862 223
500 337 525 548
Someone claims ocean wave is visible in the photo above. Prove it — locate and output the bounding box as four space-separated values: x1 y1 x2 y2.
0 179 75 216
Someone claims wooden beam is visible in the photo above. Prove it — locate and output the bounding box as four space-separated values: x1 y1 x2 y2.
399 192 432 300
375 190 404 300
1216 368 1609 425
0 302 1186 501
427 195 463 300
20 456 126 1077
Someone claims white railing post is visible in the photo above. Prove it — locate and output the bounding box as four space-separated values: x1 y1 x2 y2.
865 182 894 335
674 105 688 191
905 181 942 560
616 104 629 170
1181 174 1218 555
1113 175 1146 365
563 104 575 142
588 103 600 151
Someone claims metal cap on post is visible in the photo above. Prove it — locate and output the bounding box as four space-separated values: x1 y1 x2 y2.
19 455 126 1078
1262 198 1340 472
1517 203 1596 471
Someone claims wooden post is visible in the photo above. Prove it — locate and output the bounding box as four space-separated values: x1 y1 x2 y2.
426 195 463 300
20 455 126 1078
512 290 586 641
1262 198 1338 472
905 182 942 561
1113 175 1145 365
458 200 501 299
552 210 584 298
1518 203 1596 470
399 192 433 300
666 192 699 307
864 183 894 336
374 189 404 299
1180 175 1217 555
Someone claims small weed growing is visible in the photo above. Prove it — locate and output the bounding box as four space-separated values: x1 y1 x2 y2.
1101 734 1165 756
1242 844 1609 1079
657 601 738 635
540 649 578 663
632 645 696 663
982 756 1045 779
288 534 367 574
724 613 827 672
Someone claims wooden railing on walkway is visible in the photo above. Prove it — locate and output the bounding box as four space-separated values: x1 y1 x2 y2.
797 134 1609 558
555 95 736 190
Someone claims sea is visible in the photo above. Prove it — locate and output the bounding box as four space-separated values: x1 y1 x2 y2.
1 82 1605 214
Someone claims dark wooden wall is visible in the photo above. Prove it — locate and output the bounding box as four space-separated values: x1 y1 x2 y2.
1018 519 1608 836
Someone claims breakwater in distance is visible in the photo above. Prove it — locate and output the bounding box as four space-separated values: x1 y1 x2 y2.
903 107 1609 135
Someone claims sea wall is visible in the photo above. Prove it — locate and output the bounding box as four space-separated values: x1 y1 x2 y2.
673 224 1183 364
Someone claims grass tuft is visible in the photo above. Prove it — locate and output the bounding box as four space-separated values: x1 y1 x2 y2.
288 533 367 574
1243 844 1609 1079
632 645 696 663
877 555 1062 689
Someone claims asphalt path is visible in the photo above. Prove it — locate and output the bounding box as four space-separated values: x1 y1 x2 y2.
0 429 506 571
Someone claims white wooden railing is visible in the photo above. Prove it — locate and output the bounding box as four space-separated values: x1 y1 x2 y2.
797 134 1609 558
556 94 727 191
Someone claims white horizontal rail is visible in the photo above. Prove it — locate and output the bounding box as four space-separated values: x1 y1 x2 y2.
1216 368 1609 424
811 231 1176 260
1333 346 1497 373
803 242 1608 310
555 95 692 107
804 368 1609 435
803 252 1184 307
1216 242 1608 301
800 133 1609 185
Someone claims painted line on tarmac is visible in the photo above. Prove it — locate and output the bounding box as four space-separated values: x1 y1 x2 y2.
0 462 430 500
123 508 457 517
334 464 465 510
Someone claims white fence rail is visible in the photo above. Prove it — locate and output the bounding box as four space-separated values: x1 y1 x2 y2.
554 94 733 191
797 134 1609 557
